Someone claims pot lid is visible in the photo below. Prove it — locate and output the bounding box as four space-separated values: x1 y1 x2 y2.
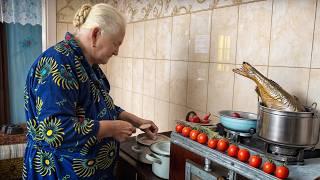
150 141 170 156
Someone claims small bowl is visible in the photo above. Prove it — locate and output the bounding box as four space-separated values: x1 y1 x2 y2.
219 110 257 132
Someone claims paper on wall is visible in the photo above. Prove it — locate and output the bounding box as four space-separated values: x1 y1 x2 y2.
194 35 209 54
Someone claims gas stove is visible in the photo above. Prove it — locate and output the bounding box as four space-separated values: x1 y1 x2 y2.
216 123 320 165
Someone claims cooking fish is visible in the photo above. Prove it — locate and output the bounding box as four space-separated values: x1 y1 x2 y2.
233 62 305 112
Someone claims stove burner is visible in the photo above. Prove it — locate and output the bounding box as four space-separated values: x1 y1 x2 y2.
268 144 301 156
264 143 305 165
215 123 309 165
225 128 252 143
216 123 254 143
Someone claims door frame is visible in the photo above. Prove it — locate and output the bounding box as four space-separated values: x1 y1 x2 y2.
42 0 56 51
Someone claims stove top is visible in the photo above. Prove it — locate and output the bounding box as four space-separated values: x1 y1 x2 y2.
216 123 320 165
120 132 171 164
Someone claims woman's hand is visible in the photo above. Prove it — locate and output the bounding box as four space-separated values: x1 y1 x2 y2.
138 119 158 140
98 120 136 142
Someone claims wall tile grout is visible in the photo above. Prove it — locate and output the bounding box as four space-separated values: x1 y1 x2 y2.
266 0 274 77
232 4 240 111
306 0 319 106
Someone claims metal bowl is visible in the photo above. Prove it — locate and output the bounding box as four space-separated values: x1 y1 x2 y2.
219 110 257 132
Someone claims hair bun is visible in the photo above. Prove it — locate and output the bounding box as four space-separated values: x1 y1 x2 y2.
73 4 92 28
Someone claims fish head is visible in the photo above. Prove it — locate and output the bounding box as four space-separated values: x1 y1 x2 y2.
232 62 258 80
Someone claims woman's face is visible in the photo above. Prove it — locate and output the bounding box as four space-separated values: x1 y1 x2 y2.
91 29 125 65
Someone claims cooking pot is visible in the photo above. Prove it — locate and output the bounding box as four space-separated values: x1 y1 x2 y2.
145 141 170 179
219 110 257 132
257 103 320 147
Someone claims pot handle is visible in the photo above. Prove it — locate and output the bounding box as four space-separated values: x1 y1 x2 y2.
311 103 320 150
146 153 162 164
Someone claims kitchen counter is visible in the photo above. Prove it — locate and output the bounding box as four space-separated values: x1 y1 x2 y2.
171 132 320 180
116 132 171 180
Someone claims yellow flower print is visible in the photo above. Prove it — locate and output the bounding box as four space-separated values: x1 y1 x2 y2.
73 106 94 135
101 90 115 110
54 42 73 56
34 150 56 176
89 80 100 103
97 141 117 170
35 57 58 83
52 64 79 90
27 119 40 141
80 136 97 156
73 158 97 177
36 96 43 116
39 117 64 147
75 56 89 83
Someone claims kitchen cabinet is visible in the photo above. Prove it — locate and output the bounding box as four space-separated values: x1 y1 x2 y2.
169 142 204 179
170 142 232 180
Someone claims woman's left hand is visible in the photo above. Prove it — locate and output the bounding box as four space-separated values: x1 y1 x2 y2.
139 119 158 140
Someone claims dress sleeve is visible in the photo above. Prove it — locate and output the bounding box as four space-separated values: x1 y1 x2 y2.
32 56 99 150
114 105 124 119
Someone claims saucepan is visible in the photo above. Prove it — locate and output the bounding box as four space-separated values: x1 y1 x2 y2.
145 141 170 179
219 110 257 133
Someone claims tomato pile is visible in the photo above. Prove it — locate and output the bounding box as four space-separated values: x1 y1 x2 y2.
175 124 290 179
186 111 211 124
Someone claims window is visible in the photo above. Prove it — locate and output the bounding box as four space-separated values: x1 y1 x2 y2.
0 0 56 126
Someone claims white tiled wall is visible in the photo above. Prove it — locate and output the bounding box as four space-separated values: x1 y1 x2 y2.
57 0 320 132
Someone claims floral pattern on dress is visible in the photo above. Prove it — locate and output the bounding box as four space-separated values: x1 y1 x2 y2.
52 64 79 90
35 57 58 83
72 158 97 177
97 141 117 170
39 117 64 148
34 150 56 176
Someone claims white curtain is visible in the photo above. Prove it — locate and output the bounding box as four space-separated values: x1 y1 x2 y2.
0 0 41 25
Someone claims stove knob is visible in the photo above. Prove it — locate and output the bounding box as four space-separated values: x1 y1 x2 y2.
249 128 256 135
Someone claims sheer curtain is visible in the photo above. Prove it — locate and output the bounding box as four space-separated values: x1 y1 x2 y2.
0 0 41 25
0 0 42 124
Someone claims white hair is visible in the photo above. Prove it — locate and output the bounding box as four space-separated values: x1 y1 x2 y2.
73 3 126 35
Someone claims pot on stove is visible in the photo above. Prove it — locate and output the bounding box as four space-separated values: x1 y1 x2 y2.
145 141 170 179
257 103 320 148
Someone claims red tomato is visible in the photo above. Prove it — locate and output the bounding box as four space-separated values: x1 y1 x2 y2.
262 161 276 174
227 144 239 157
275 165 289 179
181 127 192 137
191 116 200 123
175 124 184 133
197 133 208 144
217 139 229 152
237 149 250 162
231 112 241 118
189 130 200 140
248 155 262 168
207 139 218 149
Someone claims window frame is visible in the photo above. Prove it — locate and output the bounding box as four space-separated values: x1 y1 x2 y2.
0 23 9 125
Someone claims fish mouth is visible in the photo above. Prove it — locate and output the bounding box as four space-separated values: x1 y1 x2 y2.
232 62 252 77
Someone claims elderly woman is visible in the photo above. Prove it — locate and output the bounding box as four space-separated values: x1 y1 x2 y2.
23 3 158 179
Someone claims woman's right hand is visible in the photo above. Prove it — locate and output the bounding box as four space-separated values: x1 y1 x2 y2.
98 120 136 142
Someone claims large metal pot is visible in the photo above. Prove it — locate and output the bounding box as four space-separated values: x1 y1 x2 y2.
257 103 320 147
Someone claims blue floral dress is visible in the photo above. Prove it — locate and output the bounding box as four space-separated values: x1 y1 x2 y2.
23 32 123 180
